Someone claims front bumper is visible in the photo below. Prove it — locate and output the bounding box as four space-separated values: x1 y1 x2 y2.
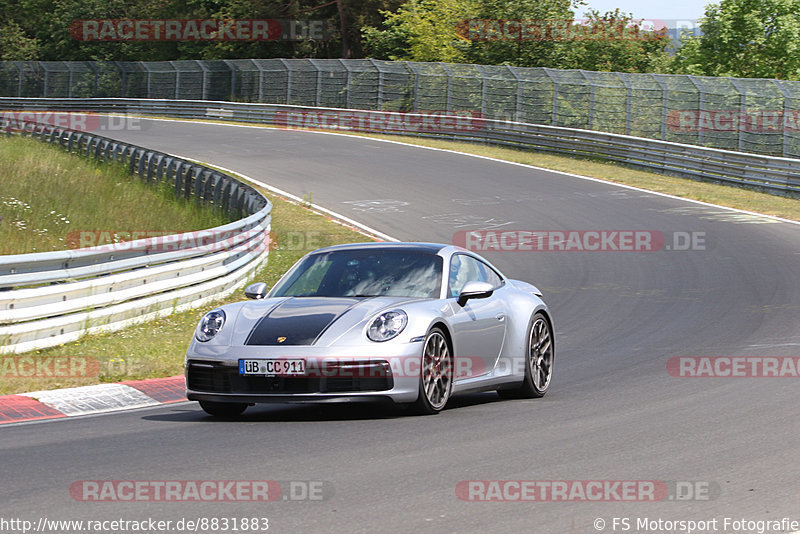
185 343 423 404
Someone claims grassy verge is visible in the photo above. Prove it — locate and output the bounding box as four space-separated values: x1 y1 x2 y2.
0 135 229 255
0 187 371 395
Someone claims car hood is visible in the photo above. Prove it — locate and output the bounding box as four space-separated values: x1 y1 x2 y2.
234 296 425 347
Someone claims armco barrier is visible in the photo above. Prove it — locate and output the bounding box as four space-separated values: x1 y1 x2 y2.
0 120 271 354
2 97 798 196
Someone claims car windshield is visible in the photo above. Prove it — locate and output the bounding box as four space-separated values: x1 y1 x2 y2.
270 248 443 298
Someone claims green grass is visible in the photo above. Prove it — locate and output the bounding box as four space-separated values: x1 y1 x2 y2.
0 135 229 255
0 187 372 395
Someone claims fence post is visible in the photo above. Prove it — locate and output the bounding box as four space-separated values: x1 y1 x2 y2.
198 60 210 100
141 62 152 98
220 59 235 100
15 62 23 97
411 62 419 112
652 74 668 140
369 59 385 110
87 62 98 97
687 76 705 146
622 77 632 136
474 64 488 120
170 61 180 99
542 69 558 126
252 59 263 102
509 67 523 122
439 63 453 113
42 62 50 98
772 80 791 158
578 70 595 130
729 78 747 152
339 59 351 109
114 61 126 97
67 62 74 98
278 58 292 104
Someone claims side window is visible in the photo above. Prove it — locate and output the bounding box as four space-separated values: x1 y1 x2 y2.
479 260 503 289
448 255 503 297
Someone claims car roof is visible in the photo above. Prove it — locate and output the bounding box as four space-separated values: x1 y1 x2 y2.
307 242 450 255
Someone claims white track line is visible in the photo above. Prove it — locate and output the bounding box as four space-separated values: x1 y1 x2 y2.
136 115 800 227
173 155 399 242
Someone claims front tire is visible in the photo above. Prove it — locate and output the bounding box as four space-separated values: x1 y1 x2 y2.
199 401 248 418
411 327 453 415
498 312 553 399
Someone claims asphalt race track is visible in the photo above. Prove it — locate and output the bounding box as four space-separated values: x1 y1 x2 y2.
2 119 799 533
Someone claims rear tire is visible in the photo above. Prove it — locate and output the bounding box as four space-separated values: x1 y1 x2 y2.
199 401 248 418
411 327 453 415
497 312 553 399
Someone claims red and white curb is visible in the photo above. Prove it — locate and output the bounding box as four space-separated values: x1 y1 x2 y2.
0 376 186 425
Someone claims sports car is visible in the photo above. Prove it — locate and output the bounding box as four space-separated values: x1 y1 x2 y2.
185 242 554 416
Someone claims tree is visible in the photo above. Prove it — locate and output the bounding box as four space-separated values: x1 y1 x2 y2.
465 0 579 67
362 0 475 62
672 0 800 79
0 21 41 60
561 9 672 73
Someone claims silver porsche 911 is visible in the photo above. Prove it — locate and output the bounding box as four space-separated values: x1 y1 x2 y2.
185 242 554 416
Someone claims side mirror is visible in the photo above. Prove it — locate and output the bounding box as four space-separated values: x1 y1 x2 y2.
244 282 268 300
457 281 494 306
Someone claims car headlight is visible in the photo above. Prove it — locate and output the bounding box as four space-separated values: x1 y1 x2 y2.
196 309 226 342
367 310 407 342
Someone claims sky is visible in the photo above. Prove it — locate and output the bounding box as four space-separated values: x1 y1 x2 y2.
577 0 711 28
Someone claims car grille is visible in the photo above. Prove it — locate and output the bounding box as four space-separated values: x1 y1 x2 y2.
186 360 394 394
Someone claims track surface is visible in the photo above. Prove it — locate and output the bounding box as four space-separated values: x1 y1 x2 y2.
2 120 799 533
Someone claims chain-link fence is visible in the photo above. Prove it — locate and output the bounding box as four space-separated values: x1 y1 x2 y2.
2 59 800 158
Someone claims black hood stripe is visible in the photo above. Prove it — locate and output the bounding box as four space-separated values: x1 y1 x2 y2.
244 297 363 346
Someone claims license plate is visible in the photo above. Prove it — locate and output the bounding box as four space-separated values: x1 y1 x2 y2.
239 359 305 376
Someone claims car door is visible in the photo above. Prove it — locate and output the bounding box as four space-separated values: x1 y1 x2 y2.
447 254 507 378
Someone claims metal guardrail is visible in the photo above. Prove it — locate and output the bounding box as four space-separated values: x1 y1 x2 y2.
1 120 272 354
2 97 798 196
